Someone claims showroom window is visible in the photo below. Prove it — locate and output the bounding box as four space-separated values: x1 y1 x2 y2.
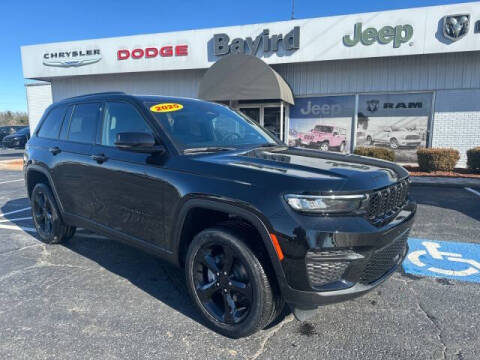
357 93 432 163
288 96 355 153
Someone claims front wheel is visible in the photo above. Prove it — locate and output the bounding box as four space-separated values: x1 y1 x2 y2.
390 138 399 149
319 141 329 151
185 227 277 338
31 183 75 244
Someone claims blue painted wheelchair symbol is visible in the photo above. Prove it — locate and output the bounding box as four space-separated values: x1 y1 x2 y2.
403 238 480 283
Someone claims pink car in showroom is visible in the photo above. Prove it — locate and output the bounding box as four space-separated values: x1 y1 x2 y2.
295 125 347 152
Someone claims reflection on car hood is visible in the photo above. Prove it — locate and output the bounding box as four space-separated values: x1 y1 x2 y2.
183 146 408 192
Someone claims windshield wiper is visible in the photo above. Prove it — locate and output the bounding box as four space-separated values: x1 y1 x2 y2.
183 146 235 154
257 143 281 147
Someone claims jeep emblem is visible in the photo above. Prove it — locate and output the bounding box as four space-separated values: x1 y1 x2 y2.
343 23 413 48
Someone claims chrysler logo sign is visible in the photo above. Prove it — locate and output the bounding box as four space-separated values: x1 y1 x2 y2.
43 49 102 67
443 14 470 41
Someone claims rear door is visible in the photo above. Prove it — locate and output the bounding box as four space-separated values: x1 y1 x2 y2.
52 102 102 220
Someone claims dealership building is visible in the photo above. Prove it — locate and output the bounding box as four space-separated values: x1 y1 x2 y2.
21 2 480 164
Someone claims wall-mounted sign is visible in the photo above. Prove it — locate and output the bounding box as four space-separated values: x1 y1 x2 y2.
343 23 413 48
43 49 102 67
442 14 470 42
213 27 300 57
117 45 188 60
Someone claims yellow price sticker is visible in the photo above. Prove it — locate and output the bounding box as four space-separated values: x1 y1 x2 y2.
150 103 184 113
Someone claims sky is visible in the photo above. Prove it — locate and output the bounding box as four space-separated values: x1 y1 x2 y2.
0 0 475 112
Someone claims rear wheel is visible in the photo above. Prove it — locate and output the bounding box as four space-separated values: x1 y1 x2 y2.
339 142 346 152
31 183 75 244
185 227 277 338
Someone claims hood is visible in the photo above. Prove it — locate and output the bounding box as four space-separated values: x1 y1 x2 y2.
179 146 408 193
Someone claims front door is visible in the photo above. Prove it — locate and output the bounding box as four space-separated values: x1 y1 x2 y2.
88 100 175 250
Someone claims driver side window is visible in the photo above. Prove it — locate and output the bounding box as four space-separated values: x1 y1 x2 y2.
101 102 153 147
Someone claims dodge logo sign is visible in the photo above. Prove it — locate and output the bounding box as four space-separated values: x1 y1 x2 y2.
43 49 102 67
443 14 470 41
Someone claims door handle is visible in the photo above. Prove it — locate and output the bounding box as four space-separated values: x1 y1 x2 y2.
48 146 61 155
91 153 108 163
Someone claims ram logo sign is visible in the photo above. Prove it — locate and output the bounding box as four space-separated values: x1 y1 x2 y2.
443 14 470 42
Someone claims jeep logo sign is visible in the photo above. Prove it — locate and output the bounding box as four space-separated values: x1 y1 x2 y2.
343 23 413 48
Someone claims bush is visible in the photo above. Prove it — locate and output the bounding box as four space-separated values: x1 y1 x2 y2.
417 148 460 172
354 147 395 162
467 147 480 171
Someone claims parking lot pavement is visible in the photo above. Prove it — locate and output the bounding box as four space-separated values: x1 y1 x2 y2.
0 148 24 159
0 173 479 360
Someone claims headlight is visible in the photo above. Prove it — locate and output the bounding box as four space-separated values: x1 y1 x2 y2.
284 194 366 214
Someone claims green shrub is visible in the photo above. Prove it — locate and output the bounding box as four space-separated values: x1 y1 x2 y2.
353 147 395 162
417 148 460 172
467 147 480 171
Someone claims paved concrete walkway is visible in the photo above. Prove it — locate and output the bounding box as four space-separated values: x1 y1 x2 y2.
411 176 480 188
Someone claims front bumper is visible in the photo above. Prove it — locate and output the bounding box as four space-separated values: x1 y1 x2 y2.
275 201 416 308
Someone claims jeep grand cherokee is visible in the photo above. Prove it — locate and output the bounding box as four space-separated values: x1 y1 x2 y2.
24 92 416 338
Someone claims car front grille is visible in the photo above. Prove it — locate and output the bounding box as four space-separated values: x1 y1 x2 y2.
366 180 409 226
405 135 420 140
359 232 408 284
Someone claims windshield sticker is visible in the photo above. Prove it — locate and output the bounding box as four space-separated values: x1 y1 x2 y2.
150 103 183 113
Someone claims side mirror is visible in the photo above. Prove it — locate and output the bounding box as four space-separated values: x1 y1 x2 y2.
114 132 165 154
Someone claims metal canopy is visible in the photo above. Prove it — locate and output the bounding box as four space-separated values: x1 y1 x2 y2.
198 54 294 105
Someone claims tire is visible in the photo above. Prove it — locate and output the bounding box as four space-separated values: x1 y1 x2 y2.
185 226 277 338
319 141 329 152
31 183 75 244
366 136 373 145
390 138 399 149
339 142 346 152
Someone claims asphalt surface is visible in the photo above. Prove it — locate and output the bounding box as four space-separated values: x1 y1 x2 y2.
0 169 479 360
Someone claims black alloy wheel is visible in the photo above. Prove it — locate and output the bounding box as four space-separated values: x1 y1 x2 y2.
193 242 253 325
185 226 278 338
31 183 75 244
33 189 53 236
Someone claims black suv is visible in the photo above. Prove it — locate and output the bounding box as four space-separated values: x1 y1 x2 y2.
24 92 416 338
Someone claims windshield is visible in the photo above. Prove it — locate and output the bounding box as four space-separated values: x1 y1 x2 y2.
16 127 29 135
314 126 333 133
145 100 278 150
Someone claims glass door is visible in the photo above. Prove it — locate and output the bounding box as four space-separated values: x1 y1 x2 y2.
237 104 287 143
238 107 261 125
263 107 281 139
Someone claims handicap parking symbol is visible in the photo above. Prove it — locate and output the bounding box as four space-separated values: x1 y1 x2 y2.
403 238 480 283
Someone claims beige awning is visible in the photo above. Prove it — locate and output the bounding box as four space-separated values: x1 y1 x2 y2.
198 54 294 105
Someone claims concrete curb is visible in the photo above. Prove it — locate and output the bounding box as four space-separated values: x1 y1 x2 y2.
411 176 480 189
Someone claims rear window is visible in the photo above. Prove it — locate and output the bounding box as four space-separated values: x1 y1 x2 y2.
67 103 101 144
37 106 66 139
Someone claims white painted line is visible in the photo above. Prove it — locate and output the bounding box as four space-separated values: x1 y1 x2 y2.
0 224 36 232
465 187 480 197
0 216 32 223
0 179 23 185
0 207 31 218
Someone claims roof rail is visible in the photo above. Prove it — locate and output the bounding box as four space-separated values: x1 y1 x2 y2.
64 91 126 100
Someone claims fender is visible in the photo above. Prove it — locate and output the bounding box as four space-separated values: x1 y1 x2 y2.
25 164 66 215
171 197 289 289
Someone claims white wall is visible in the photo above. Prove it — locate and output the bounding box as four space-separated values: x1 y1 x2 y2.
51 69 204 102
26 83 52 133
432 89 480 166
50 51 480 103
